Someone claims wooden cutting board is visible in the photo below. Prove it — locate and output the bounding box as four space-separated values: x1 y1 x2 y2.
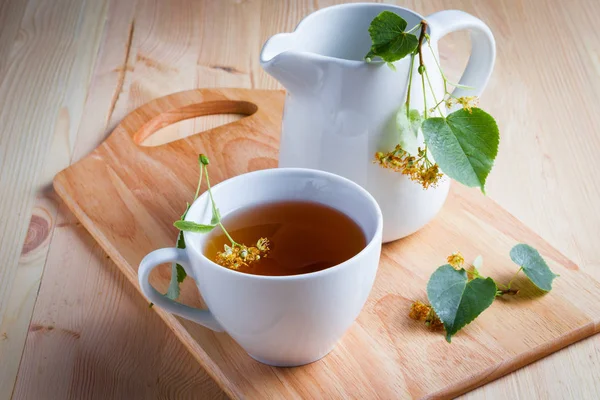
53 88 600 399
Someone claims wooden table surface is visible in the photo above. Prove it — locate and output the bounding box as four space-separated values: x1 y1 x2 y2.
1 0 599 398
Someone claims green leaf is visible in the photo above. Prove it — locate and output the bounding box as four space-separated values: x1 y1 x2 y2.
166 263 187 300
365 11 419 63
422 108 499 192
165 220 189 300
173 220 216 233
211 207 221 225
510 244 558 291
427 265 467 325
427 265 497 342
176 229 186 250
165 230 187 299
165 203 191 298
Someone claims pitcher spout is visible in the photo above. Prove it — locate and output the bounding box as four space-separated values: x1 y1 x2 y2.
260 33 322 94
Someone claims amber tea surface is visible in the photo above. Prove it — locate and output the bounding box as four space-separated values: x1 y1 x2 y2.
203 201 367 276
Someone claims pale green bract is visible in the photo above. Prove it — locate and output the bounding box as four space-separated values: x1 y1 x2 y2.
472 255 483 271
173 220 216 233
510 244 559 291
422 108 499 193
395 109 419 153
427 265 497 342
408 109 422 136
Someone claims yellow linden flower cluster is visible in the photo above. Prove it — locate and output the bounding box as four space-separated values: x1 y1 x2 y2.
446 96 479 113
447 251 465 270
215 238 270 270
409 301 444 331
375 145 443 189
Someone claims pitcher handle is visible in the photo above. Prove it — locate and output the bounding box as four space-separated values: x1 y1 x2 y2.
426 10 496 100
138 247 224 332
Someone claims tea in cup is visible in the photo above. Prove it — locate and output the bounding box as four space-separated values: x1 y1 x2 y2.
138 168 382 366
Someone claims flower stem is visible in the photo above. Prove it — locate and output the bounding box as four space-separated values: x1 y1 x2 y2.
417 20 427 71
421 73 427 119
219 222 237 246
193 163 204 200
203 165 238 246
417 20 428 119
507 267 523 290
427 40 449 95
406 52 415 117
495 267 524 296
424 69 439 114
497 288 520 296
430 98 445 113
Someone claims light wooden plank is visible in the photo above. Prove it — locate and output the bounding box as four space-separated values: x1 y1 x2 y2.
13 203 226 399
0 0 109 397
0 0 28 79
13 0 226 398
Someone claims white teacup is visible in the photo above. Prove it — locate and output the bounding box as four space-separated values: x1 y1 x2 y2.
138 168 383 367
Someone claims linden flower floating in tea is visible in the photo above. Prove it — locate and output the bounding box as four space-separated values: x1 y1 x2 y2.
173 154 271 271
214 238 271 270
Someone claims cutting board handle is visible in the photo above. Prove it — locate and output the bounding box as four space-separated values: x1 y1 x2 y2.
113 88 282 145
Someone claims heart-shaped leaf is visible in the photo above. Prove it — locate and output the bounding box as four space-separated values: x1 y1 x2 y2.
427 265 497 342
422 108 499 192
366 11 419 63
510 244 558 291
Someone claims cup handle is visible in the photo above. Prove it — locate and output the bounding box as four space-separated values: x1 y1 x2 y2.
138 248 224 332
426 10 496 100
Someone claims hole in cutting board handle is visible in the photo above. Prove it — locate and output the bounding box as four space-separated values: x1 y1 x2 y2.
133 99 258 147
139 113 246 147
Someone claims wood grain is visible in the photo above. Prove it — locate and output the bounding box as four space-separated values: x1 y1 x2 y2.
51 87 600 399
0 0 108 397
3 0 600 398
8 1 226 398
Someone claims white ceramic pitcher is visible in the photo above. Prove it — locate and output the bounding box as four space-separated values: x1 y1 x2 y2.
260 3 495 242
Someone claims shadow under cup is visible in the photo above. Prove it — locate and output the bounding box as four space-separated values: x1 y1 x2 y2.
142 168 383 367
